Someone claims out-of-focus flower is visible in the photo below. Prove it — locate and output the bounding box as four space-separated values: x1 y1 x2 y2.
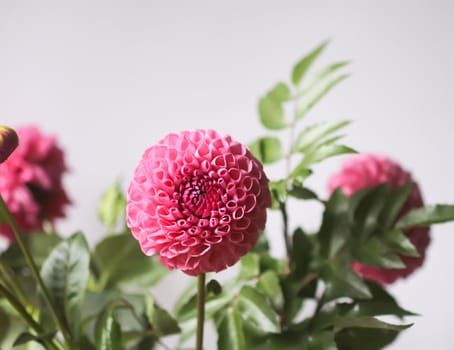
328 153 430 284
127 130 271 276
0 126 19 163
0 126 71 240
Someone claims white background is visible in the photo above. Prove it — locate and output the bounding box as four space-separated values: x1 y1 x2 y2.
1 1 453 348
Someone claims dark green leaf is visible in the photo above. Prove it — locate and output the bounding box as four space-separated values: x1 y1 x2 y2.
396 204 454 229
249 136 284 164
288 185 319 201
217 307 246 350
382 229 419 257
40 232 90 338
95 308 122 350
307 331 337 350
98 181 126 231
236 285 280 333
292 41 329 86
297 74 350 119
291 227 313 279
353 237 405 269
322 265 372 301
334 316 412 332
335 327 401 350
318 189 349 259
92 233 168 290
378 184 412 228
257 271 284 313
13 331 56 347
207 279 223 295
293 120 351 153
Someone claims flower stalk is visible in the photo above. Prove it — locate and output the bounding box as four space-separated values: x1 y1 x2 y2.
196 273 206 350
0 195 73 349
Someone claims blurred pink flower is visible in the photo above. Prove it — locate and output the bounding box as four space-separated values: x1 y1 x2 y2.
328 153 430 284
127 130 271 276
0 126 71 240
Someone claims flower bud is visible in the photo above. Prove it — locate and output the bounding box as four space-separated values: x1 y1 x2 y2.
0 126 19 163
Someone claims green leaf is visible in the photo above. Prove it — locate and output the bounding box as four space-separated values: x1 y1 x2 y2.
217 307 246 350
382 229 419 257
396 204 454 229
378 183 412 228
318 189 349 259
322 265 372 301
248 136 284 164
258 96 289 131
144 294 180 336
334 316 412 332
267 82 292 102
95 308 122 350
0 233 62 269
13 331 56 347
353 237 405 269
238 253 260 280
299 143 356 168
291 228 313 279
92 232 168 290
292 41 329 86
293 120 351 153
343 281 417 318
335 327 401 350
98 181 126 231
236 285 280 333
257 271 284 313
301 61 350 93
288 184 319 201
296 74 350 119
40 232 90 338
307 331 337 350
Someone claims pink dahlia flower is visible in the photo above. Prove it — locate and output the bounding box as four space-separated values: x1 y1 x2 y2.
328 154 430 284
127 130 271 276
0 126 71 240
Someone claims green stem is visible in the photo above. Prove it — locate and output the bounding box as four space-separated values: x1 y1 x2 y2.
0 261 29 309
279 202 291 261
0 196 73 349
196 273 206 350
0 283 63 350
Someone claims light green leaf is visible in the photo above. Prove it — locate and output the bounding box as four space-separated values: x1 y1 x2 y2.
257 271 284 313
217 307 246 350
267 82 292 102
258 96 289 130
95 308 122 350
301 61 350 93
40 232 90 338
292 41 329 86
248 136 284 164
299 143 356 168
396 204 454 229
236 285 280 333
92 233 168 290
98 181 126 231
144 294 180 336
293 120 351 153
0 233 62 269
297 74 350 119
238 253 260 280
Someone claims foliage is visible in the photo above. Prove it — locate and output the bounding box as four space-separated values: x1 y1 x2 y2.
1 41 454 350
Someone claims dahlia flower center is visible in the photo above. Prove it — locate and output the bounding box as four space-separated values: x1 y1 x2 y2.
179 175 222 218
